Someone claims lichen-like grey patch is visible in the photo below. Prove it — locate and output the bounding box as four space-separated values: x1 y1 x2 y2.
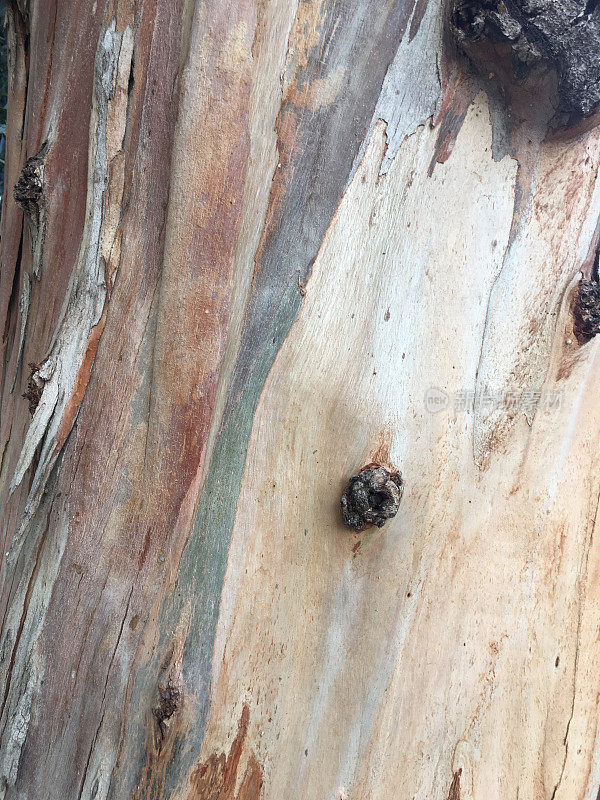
341 465 404 531
453 0 600 124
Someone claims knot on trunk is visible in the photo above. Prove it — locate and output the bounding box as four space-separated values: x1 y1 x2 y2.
573 278 600 341
452 0 600 125
22 362 43 415
14 151 45 220
341 464 403 531
153 683 181 742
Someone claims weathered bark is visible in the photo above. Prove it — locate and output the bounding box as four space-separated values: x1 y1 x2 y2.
1 1 600 799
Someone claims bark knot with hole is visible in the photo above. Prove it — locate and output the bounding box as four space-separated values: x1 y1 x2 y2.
341 464 403 531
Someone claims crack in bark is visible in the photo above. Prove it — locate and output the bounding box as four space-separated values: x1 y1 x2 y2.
10 273 31 394
2 228 24 379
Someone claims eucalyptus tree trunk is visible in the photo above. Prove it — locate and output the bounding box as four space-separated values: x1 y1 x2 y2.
1 1 600 799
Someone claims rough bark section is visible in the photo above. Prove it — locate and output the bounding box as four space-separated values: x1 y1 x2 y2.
454 0 600 123
0 0 31 530
0 0 258 796
0 1 184 798
0 0 104 558
7 19 120 503
0 12 108 796
12 144 45 272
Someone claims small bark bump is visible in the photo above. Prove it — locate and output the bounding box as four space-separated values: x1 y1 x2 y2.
573 278 600 341
13 150 45 220
341 464 403 531
22 362 43 415
152 683 181 742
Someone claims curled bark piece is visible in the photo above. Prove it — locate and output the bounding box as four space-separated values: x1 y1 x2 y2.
341 464 403 531
453 0 600 124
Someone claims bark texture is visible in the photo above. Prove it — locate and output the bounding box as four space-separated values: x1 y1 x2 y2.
0 2 600 800
454 0 600 121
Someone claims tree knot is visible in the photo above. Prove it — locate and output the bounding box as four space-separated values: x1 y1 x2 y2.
14 151 45 220
152 683 181 741
22 362 43 415
341 464 403 531
452 0 600 124
573 277 600 341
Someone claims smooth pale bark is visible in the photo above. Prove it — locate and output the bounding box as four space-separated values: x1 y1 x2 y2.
0 2 600 800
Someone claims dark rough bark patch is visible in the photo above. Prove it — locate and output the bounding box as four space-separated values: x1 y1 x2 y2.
573 278 600 341
341 464 403 531
13 147 45 223
453 0 600 124
22 362 42 415
152 683 181 742
13 145 48 277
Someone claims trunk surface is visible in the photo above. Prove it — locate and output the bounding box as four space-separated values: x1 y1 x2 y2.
0 2 599 800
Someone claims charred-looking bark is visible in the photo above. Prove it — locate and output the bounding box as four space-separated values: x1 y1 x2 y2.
341 465 403 531
453 0 600 124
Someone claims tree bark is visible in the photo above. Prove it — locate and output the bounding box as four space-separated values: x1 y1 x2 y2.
1 1 600 799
